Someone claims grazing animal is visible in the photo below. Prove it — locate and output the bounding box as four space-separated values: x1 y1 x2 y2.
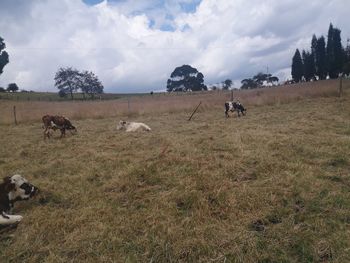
117 120 151 132
225 101 246 118
42 115 77 139
0 175 38 225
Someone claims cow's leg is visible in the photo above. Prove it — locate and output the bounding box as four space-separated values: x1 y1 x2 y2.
60 128 66 138
44 127 49 140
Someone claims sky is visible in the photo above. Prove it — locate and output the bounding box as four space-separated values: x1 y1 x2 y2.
0 0 349 93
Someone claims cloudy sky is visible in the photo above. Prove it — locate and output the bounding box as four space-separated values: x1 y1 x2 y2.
0 0 349 93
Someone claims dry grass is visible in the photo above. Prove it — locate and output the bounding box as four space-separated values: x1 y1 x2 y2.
0 79 346 125
0 79 349 262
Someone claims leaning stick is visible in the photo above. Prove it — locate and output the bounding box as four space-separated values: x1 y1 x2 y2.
188 101 202 121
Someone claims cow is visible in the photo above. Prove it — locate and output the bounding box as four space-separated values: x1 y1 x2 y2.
225 101 246 118
116 120 151 132
0 174 38 226
42 115 77 139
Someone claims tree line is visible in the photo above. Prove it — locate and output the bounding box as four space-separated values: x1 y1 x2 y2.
1 36 104 99
240 73 279 89
292 23 350 82
55 67 104 100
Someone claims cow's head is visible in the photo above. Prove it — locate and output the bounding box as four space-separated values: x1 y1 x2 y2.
8 174 38 202
64 118 77 133
116 120 127 130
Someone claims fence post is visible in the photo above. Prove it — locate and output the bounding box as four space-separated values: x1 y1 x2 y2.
13 105 17 125
127 98 130 112
188 101 202 121
231 90 233 101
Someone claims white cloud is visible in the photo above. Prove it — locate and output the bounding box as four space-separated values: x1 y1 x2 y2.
0 0 349 92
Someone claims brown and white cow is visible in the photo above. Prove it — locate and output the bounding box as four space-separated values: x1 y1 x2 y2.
0 175 38 225
42 115 77 139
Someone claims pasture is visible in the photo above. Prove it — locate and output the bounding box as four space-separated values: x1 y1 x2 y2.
0 80 350 262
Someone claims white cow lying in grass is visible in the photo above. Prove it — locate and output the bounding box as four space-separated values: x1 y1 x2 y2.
117 120 151 132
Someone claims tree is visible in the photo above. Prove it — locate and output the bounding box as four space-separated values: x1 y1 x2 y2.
311 35 318 80
326 24 344 78
54 67 80 99
240 78 257 89
0 87 5 92
0 37 9 76
79 71 104 99
7 83 19 92
315 36 327 79
253 72 272 86
58 89 67 98
302 50 315 81
343 39 350 76
240 72 279 89
166 65 207 92
222 79 233 90
268 76 279 85
291 49 304 82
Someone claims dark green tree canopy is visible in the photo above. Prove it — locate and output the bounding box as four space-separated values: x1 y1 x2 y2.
268 76 279 84
7 83 19 92
240 78 257 89
222 79 233 90
327 24 343 78
343 39 350 76
291 49 303 82
302 50 315 81
167 65 207 92
55 67 104 99
315 36 327 79
54 67 80 99
293 23 347 82
240 72 279 89
0 37 9 76
79 70 104 98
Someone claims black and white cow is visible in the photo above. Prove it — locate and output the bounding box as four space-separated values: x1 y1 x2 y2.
0 174 38 225
225 101 246 118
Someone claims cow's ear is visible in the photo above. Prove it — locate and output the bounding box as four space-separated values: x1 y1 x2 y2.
3 176 11 184
3 177 15 192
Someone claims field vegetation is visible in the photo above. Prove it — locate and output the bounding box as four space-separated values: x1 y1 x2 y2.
0 79 345 125
0 79 349 262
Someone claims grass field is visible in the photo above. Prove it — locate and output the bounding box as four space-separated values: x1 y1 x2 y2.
0 79 346 125
0 91 127 101
0 80 349 262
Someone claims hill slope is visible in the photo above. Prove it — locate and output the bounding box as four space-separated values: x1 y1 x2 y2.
0 90 349 262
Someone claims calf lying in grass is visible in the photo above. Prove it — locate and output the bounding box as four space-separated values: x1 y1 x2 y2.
116 120 151 132
0 175 38 226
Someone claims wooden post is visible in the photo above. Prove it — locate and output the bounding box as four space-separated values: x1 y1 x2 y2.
13 105 17 125
231 90 233 101
127 98 130 112
188 101 202 121
339 76 343 97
